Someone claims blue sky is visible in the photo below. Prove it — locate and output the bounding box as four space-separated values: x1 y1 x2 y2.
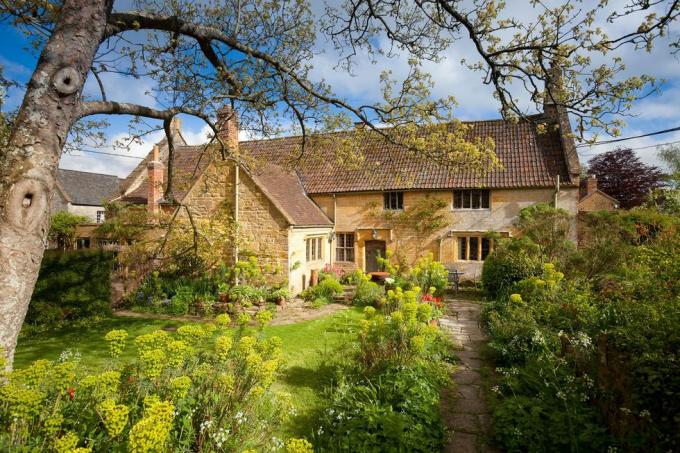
1 1 679 178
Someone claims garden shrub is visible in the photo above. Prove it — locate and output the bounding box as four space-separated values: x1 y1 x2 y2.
484 214 680 452
313 363 448 452
300 277 343 307
27 250 113 325
481 238 542 299
313 286 453 451
0 317 301 451
407 253 448 296
352 281 384 307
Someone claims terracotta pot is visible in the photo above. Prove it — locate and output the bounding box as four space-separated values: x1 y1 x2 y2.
430 319 439 327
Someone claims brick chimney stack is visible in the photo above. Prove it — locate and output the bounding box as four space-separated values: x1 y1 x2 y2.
147 144 164 215
216 105 239 153
586 175 598 195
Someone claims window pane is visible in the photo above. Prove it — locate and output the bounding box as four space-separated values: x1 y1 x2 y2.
471 190 481 209
469 237 479 260
318 238 323 259
306 240 310 261
458 237 467 260
384 193 390 209
481 190 490 209
311 238 316 260
397 192 403 209
453 191 462 208
462 191 471 208
481 238 491 260
347 248 354 262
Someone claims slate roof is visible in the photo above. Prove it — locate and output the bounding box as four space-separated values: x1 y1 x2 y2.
241 114 577 194
57 169 123 206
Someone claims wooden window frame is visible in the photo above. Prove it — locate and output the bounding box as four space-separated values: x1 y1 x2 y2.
453 190 491 210
306 236 324 262
383 191 404 210
336 232 355 262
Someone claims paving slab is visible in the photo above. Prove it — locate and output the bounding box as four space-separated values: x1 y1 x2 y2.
440 297 498 452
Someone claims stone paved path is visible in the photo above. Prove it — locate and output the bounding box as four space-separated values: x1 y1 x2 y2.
440 297 497 453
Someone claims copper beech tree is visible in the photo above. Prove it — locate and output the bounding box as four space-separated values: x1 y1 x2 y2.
0 0 678 365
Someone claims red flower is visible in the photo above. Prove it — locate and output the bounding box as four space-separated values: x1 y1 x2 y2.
67 387 75 401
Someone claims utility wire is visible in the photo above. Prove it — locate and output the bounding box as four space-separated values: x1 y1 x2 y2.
67 148 145 160
576 125 680 147
577 139 680 158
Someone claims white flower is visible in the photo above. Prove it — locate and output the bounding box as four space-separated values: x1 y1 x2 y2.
317 426 324 435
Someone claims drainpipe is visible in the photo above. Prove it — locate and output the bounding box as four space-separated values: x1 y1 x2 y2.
553 174 561 207
234 163 240 284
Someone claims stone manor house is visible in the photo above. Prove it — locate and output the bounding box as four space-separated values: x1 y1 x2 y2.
102 99 583 296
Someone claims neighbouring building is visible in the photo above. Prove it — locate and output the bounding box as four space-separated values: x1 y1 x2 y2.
51 168 123 249
113 98 581 294
578 175 619 212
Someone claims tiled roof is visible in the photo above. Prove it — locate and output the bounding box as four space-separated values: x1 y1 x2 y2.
57 169 123 206
118 128 187 196
249 163 332 226
119 145 331 226
241 114 577 194
119 145 211 204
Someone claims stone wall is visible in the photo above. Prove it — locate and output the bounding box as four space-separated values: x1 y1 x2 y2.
311 187 580 279
236 171 290 286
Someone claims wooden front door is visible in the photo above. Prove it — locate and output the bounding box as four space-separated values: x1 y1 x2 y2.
365 240 386 272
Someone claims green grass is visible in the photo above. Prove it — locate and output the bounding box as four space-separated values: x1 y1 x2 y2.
14 308 364 437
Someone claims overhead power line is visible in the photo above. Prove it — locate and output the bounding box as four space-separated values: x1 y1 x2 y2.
576 125 680 148
577 138 680 158
68 148 145 160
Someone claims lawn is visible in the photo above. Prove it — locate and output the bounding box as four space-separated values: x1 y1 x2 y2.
14 307 364 437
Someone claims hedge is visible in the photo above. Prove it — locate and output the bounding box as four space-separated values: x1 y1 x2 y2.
27 249 114 325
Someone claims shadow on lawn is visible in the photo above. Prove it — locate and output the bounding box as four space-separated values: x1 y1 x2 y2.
280 362 337 437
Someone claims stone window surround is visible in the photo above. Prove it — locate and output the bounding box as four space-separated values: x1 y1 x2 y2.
452 189 491 210
456 235 493 261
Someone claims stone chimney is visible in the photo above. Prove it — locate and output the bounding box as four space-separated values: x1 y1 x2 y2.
542 60 565 121
169 116 182 136
147 144 164 215
216 105 239 153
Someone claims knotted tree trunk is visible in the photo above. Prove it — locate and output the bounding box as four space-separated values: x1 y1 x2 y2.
0 0 112 367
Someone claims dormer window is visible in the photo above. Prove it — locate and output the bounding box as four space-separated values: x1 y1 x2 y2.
384 191 404 210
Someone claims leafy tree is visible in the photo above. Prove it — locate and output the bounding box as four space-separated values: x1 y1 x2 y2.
646 145 680 214
48 211 89 250
588 148 665 209
514 203 574 264
659 145 680 189
0 0 678 365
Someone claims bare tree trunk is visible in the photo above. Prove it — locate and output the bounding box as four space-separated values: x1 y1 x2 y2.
0 0 112 367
